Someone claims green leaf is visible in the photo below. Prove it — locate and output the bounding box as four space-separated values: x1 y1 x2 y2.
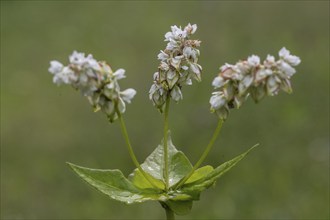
181 145 258 197
128 168 165 190
185 165 214 184
68 163 163 204
169 151 192 186
139 131 193 187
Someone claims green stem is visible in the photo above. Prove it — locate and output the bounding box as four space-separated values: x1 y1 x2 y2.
115 107 158 189
174 119 224 189
165 206 175 220
163 96 171 190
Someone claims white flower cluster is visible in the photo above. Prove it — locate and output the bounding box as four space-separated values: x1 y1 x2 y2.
48 51 136 122
210 47 301 120
149 24 202 111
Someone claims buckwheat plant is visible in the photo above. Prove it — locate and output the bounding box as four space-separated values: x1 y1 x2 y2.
49 24 301 219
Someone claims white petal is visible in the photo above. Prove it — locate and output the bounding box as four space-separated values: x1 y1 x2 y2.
267 76 279 95
181 65 189 71
242 74 254 87
190 63 200 74
256 69 272 82
120 88 137 103
266 55 275 63
279 47 290 57
212 76 224 88
170 86 183 101
113 69 126 80
164 32 173 41
209 94 226 109
185 78 192 85
167 69 177 80
286 55 301 66
158 50 169 61
279 61 296 77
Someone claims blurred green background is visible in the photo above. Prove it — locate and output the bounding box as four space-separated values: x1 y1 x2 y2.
1 1 329 219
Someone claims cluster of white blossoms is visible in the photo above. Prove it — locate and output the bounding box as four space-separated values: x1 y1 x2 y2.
210 47 301 120
48 51 136 122
149 24 202 111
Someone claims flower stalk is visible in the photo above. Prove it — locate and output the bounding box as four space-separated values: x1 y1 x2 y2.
115 106 158 189
174 119 223 189
165 206 175 220
163 96 171 190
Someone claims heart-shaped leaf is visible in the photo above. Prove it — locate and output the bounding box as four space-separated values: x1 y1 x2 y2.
139 131 193 187
68 163 163 204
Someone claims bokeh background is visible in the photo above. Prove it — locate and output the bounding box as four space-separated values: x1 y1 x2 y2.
1 1 329 219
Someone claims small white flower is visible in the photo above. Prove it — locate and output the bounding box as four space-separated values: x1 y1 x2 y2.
166 39 179 50
190 62 200 75
113 68 126 80
212 76 225 88
183 47 197 60
279 47 290 58
120 88 137 103
238 74 254 95
48 60 63 74
171 25 186 39
170 85 183 101
86 54 101 71
247 55 260 66
157 50 169 61
52 66 75 85
210 92 226 109
285 54 301 66
170 56 182 70
266 76 279 95
255 68 272 82
184 23 197 35
278 60 296 77
185 78 192 85
181 65 189 71
219 63 232 72
279 47 301 66
159 62 169 71
266 55 275 63
153 72 160 81
69 51 86 65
